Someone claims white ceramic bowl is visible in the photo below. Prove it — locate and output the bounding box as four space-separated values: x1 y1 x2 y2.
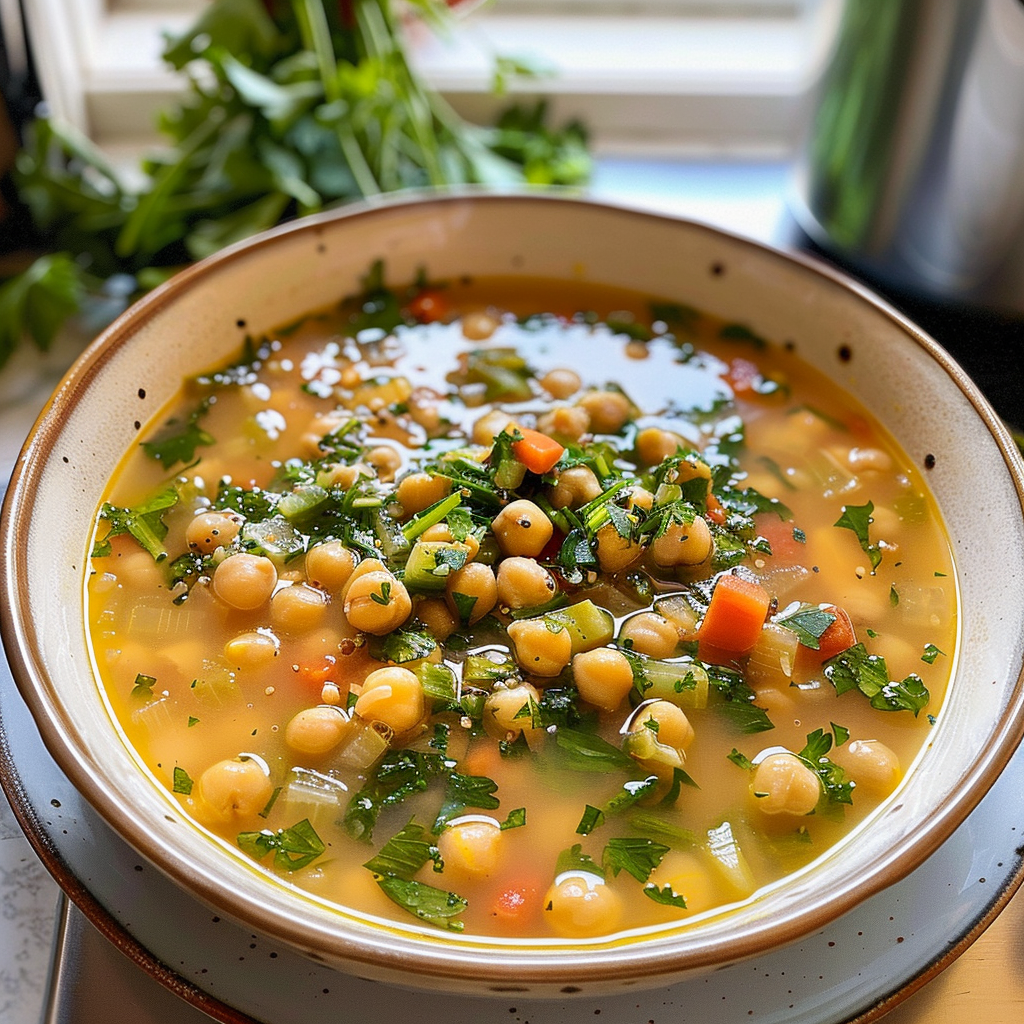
3 192 1024 997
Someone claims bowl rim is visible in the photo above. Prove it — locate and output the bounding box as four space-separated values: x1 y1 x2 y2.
3 188 1024 990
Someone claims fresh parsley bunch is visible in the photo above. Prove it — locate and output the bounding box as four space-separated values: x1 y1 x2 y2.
0 0 590 370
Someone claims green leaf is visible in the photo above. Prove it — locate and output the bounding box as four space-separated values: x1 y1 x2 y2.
161 0 279 70
363 820 441 878
775 602 836 650
551 728 636 773
576 805 605 835
555 843 604 879
172 766 194 795
140 402 215 468
602 837 669 883
368 625 437 664
501 807 527 830
131 672 157 697
643 882 687 908
921 643 944 665
824 643 930 715
373 875 467 931
834 501 882 570
237 818 325 871
727 748 754 772
96 486 179 562
0 254 86 367
433 772 500 831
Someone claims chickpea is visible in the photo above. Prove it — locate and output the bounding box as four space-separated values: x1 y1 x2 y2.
543 873 622 938
224 629 279 669
437 817 503 878
837 738 901 797
270 583 328 635
507 617 572 677
354 666 425 734
300 411 348 458
535 405 590 444
572 647 634 711
846 446 893 473
548 466 602 510
539 368 582 399
650 517 713 567
319 462 372 489
461 310 501 341
636 427 684 465
186 511 243 554
483 681 542 742
285 705 352 756
491 499 554 558
116 549 164 589
415 597 459 641
445 562 498 624
496 557 557 610
618 612 680 659
365 445 402 483
648 852 714 916
195 756 272 824
420 523 480 561
339 557 387 602
624 485 655 512
212 553 278 610
594 522 643 573
344 570 412 634
750 752 821 816
472 409 517 447
578 389 631 434
305 541 358 592
630 699 695 753
395 472 451 516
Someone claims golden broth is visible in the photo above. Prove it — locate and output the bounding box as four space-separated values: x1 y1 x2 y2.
86 273 956 940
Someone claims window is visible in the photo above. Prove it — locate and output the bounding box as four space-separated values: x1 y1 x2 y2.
22 0 840 157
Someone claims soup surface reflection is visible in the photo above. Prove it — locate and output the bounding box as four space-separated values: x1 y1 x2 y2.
86 271 956 939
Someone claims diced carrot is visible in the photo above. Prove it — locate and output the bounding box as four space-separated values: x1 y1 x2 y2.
512 427 565 475
811 603 856 662
755 515 803 561
407 289 449 323
296 655 338 689
705 492 727 526
491 881 543 930
698 574 771 654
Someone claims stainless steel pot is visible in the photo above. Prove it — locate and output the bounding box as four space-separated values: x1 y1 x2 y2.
791 0 1024 310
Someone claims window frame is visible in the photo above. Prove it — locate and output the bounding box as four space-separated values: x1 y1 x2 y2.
22 0 839 157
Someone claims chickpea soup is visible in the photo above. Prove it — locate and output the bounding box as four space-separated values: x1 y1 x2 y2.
86 266 956 940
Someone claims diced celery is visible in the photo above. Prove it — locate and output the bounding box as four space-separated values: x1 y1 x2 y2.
130 697 175 738
746 623 799 689
241 515 304 563
278 484 329 525
631 655 709 709
463 649 519 686
190 660 241 708
403 541 468 593
371 508 410 564
336 719 391 770
545 600 614 654
278 767 348 834
621 721 685 770
705 822 756 899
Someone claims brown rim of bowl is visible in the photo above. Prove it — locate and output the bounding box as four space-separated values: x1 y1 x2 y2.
3 190 1024 988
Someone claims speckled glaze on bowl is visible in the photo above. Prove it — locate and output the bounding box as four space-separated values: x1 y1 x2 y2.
3 192 1024 998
